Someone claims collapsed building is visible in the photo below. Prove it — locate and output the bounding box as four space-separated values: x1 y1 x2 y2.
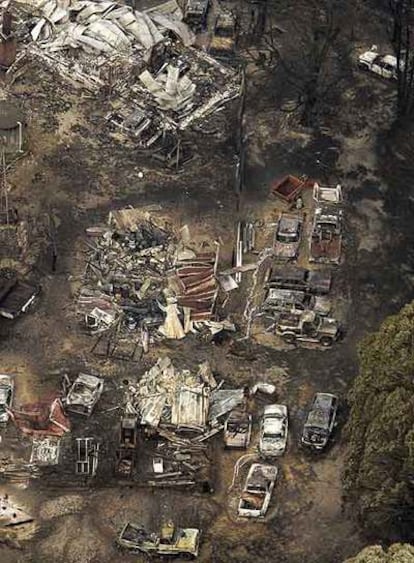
79 207 233 353
13 0 241 159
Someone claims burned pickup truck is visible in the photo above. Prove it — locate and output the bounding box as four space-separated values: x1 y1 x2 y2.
118 521 200 558
238 463 278 518
224 408 252 449
309 206 343 265
275 310 340 347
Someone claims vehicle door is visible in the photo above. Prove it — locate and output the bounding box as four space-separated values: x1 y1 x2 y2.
328 397 338 432
382 62 395 79
302 320 317 337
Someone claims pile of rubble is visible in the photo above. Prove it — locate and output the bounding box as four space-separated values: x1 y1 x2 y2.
126 356 244 433
13 0 240 143
122 356 244 487
78 208 229 350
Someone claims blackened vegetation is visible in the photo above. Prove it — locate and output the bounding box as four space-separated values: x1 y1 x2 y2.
389 0 414 117
344 302 414 541
250 0 354 127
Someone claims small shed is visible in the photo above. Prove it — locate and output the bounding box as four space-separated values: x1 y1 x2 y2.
0 101 24 153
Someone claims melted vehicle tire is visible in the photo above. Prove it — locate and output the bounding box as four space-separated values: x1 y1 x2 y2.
320 336 333 347
282 333 296 344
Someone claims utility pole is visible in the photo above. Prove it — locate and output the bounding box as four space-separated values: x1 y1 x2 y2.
0 142 9 225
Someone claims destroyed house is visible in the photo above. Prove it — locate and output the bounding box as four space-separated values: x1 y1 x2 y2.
171 385 209 430
19 0 240 140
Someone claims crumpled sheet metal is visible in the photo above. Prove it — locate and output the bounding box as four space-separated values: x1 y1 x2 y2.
208 389 244 423
24 0 193 53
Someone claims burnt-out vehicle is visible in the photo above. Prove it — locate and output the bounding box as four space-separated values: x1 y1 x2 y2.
209 10 236 59
224 408 252 448
115 415 138 477
0 277 39 320
259 404 288 457
309 206 343 264
65 373 104 417
263 288 331 316
273 213 302 261
275 311 340 347
238 463 278 518
301 393 338 450
118 521 200 558
0 374 13 424
184 0 209 30
267 265 332 295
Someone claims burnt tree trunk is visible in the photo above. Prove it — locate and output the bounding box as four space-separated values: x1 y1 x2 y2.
391 0 414 117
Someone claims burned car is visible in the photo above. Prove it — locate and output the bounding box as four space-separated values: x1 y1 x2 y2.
273 213 302 261
309 206 343 265
118 521 200 558
0 374 13 424
263 288 331 316
267 265 332 295
184 0 209 30
301 393 338 450
358 48 398 80
65 373 104 417
259 404 288 457
0 277 39 320
224 408 252 449
275 310 340 347
238 463 278 518
209 10 236 59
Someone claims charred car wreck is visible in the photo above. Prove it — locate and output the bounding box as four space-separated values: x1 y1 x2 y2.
238 463 278 518
118 521 201 558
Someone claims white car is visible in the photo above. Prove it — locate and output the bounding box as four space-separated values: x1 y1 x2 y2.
0 375 13 423
238 463 278 518
358 48 398 80
259 404 288 457
65 373 104 417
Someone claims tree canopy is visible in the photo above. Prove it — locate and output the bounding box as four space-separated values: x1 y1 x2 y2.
344 543 414 562
344 302 414 541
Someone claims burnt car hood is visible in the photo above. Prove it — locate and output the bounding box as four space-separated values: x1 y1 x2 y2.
273 241 298 259
303 428 328 447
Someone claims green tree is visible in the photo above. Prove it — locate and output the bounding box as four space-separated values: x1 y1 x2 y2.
344 543 414 562
344 302 414 540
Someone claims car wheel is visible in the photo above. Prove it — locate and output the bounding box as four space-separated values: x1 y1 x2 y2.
320 336 333 347
283 333 296 344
